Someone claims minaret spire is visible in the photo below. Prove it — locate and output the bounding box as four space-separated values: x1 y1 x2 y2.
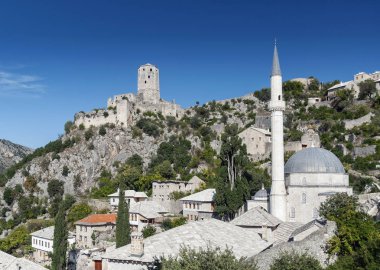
272 41 281 76
269 43 287 222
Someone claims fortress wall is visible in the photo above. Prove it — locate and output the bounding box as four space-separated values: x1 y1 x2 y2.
74 110 118 128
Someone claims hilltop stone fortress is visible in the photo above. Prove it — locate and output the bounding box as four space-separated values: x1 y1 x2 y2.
74 63 183 128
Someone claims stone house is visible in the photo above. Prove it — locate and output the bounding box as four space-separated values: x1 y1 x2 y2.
180 188 216 221
31 226 75 265
230 206 281 242
75 214 117 249
285 129 321 153
129 201 168 231
108 189 148 211
327 71 380 100
0 250 47 270
238 127 271 161
152 176 205 213
101 219 272 270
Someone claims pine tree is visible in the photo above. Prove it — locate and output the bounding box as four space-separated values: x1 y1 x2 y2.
115 185 131 248
51 203 68 270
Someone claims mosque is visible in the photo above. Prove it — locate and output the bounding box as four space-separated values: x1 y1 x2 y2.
248 45 353 224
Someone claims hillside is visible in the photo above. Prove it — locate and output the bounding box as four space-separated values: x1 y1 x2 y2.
0 76 379 238
0 139 33 174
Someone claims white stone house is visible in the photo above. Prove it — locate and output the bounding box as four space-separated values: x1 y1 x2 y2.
31 226 75 264
108 189 148 210
152 176 205 213
327 71 380 100
101 219 273 270
75 214 117 249
180 188 216 221
129 201 168 231
238 127 271 161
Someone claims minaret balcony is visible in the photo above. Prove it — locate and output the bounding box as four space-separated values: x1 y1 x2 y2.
269 101 285 111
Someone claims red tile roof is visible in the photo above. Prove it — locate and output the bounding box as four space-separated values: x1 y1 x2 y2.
76 214 117 225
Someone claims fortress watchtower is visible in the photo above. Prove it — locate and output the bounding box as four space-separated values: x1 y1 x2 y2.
137 63 160 104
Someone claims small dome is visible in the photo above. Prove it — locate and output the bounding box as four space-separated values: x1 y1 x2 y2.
285 147 345 174
254 185 268 199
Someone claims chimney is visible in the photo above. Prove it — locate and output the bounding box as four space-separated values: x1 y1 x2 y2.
130 232 144 257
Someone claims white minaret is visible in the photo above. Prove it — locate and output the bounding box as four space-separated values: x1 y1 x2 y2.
269 43 287 221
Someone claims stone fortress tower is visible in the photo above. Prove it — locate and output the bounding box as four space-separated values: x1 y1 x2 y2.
74 63 183 128
269 44 287 222
137 63 160 104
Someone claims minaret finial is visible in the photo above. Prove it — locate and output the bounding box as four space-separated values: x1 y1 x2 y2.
271 41 281 77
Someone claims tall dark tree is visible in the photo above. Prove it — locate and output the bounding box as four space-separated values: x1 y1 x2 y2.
115 185 130 248
51 203 68 270
215 124 250 220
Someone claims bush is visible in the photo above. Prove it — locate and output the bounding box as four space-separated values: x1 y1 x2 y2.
47 179 64 199
158 246 257 270
3 187 14 205
142 225 156 238
99 126 107 136
62 165 70 177
269 251 322 270
136 118 160 138
85 128 94 141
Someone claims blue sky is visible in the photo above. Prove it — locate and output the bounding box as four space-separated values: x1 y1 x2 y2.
0 0 379 148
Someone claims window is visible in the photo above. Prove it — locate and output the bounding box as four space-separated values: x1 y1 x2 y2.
290 207 295 218
150 68 152 71
278 95 281 100
313 208 319 219
145 80 147 84
301 193 306 204
148 75 150 78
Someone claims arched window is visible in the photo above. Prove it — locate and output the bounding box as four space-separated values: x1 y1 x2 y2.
313 208 319 219
278 95 281 100
301 193 306 204
302 177 306 186
290 207 295 218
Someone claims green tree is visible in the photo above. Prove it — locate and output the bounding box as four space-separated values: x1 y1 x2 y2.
320 193 380 264
269 251 323 270
51 203 68 270
67 203 92 224
158 246 257 270
254 88 271 102
155 160 175 179
215 124 250 220
331 89 354 112
64 121 74 134
47 179 64 199
358 79 377 100
115 185 130 248
99 125 107 136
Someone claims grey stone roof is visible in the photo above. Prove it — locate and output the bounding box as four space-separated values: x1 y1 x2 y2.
31 226 75 240
129 201 168 219
284 147 345 174
0 250 46 270
30 226 55 240
273 222 304 245
103 219 272 263
230 207 281 227
289 219 325 239
179 189 216 202
271 44 281 76
108 189 148 198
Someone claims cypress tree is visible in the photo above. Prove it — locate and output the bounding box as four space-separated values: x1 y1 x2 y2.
116 185 131 248
51 203 68 270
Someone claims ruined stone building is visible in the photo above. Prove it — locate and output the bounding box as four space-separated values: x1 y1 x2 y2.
74 63 183 128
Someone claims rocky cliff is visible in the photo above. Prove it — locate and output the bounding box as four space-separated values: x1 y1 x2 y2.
0 139 33 174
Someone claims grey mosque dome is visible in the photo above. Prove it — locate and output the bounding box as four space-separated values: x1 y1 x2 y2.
284 147 345 174
253 184 268 200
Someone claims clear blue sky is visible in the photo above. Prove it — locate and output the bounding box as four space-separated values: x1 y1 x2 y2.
0 0 379 148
